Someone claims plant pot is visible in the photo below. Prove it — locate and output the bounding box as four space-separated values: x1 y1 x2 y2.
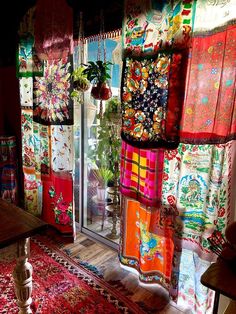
91 82 112 101
73 79 90 92
97 186 106 201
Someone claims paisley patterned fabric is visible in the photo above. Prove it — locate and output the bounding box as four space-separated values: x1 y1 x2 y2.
180 25 236 143
121 52 185 148
123 0 195 56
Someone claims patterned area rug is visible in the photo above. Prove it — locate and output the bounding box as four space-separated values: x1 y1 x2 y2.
0 236 146 314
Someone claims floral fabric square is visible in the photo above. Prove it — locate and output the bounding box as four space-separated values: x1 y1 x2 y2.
121 53 184 148
33 58 73 125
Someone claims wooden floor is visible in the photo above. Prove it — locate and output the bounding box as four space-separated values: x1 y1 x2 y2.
55 230 189 314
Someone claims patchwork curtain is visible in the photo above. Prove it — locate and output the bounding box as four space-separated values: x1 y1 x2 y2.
120 1 236 313
34 0 73 60
0 136 18 204
18 3 75 235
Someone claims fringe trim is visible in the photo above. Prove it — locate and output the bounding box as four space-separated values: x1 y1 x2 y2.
85 29 122 42
80 29 122 43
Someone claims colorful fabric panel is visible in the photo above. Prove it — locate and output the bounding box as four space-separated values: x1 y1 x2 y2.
119 196 175 290
21 109 36 173
19 78 33 107
121 52 185 148
123 0 195 56
34 0 73 61
120 140 164 207
51 125 73 172
160 142 232 260
24 173 43 216
193 0 236 33
33 58 73 125
180 25 236 144
173 249 214 314
17 33 44 77
33 123 50 175
0 136 17 163
0 136 18 204
42 171 73 234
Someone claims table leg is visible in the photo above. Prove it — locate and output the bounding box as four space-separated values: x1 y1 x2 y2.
213 291 220 314
13 238 33 314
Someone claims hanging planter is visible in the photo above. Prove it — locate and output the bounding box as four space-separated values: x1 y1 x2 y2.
91 81 112 100
83 60 113 101
71 66 90 93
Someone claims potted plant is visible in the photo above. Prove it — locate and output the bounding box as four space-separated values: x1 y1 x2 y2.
97 97 121 176
71 66 90 98
104 96 121 124
82 60 113 100
93 167 114 200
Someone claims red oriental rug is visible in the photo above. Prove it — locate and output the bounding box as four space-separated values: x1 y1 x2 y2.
0 237 145 314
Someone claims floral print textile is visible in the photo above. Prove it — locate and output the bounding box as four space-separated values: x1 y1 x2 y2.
180 25 236 144
21 109 36 173
121 53 184 148
42 171 73 233
33 58 73 125
24 173 43 216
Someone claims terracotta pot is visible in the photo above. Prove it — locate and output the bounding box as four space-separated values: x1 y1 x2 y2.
91 82 112 101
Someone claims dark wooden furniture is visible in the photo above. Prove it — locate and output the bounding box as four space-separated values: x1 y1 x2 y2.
0 199 48 313
201 260 236 314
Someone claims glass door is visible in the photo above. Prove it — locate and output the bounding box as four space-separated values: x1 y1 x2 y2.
74 35 122 247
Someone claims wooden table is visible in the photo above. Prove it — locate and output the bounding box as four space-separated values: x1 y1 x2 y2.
0 199 48 314
200 260 236 314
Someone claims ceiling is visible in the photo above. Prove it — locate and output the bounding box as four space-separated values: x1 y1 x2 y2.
68 0 123 38
0 0 123 66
